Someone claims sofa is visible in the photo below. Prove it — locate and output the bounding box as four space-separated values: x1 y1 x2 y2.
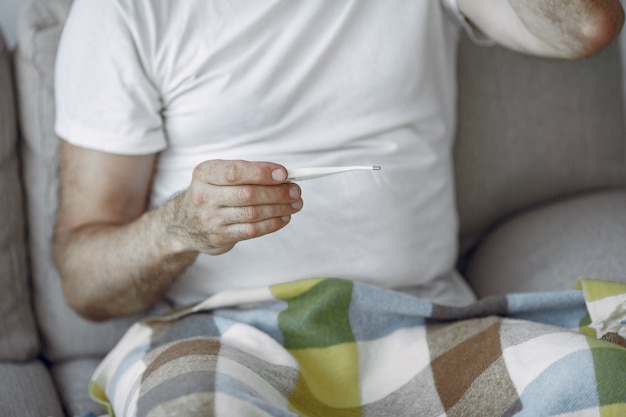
1 0 625 416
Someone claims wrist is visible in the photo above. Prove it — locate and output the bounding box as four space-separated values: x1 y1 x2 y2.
152 193 200 256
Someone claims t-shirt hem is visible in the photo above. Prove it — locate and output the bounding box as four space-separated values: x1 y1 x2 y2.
55 118 167 156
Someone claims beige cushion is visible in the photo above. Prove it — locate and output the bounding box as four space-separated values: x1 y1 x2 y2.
466 189 626 297
0 29 40 361
14 0 161 362
454 36 626 255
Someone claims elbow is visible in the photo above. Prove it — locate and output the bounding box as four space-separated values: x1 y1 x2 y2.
63 289 109 323
575 2 625 58
53 234 111 323
56 258 148 323
60 279 111 323
55 257 112 322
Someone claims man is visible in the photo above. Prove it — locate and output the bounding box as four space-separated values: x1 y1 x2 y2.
53 0 624 415
53 0 623 320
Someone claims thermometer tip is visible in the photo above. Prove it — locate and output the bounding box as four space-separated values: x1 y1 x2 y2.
372 166 381 171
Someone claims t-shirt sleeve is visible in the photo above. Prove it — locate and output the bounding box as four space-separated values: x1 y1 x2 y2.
441 0 496 46
54 0 167 155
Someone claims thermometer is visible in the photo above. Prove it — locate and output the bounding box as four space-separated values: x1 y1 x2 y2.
286 166 381 182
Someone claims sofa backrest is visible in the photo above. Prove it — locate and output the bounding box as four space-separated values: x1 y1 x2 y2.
14 0 155 362
0 27 40 362
454 36 626 255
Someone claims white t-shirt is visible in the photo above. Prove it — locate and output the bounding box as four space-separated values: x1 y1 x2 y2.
56 0 478 307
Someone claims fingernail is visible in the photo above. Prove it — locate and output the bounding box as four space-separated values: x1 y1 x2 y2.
289 186 300 199
291 200 303 210
272 169 286 182
281 216 291 223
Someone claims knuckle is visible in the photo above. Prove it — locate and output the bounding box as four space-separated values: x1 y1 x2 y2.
191 164 206 181
224 161 240 184
198 210 213 226
238 185 255 203
242 206 258 221
244 222 260 238
190 189 205 207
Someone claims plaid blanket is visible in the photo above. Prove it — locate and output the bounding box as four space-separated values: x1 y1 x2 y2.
90 278 626 417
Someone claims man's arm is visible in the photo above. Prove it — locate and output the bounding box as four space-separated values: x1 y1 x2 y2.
53 141 303 321
457 0 625 58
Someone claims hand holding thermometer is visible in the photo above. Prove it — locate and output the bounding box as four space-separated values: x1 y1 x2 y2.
286 165 381 182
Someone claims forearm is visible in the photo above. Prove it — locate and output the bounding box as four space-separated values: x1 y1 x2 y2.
54 196 198 322
458 0 624 58
55 154 301 321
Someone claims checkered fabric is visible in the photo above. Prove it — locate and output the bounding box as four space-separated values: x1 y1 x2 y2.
90 278 626 417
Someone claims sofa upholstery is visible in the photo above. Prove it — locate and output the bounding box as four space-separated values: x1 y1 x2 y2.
0 13 39 363
455 38 626 255
0 17 65 417
14 0 155 365
1 0 625 416
453 30 626 293
467 189 626 296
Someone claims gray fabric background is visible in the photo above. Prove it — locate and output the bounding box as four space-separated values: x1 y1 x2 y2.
0 362 65 417
0 24 39 361
454 37 626 255
14 0 166 362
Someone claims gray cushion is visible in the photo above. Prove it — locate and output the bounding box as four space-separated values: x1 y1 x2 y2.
0 361 65 417
14 0 161 362
454 35 626 255
0 28 40 361
52 358 105 417
465 188 626 297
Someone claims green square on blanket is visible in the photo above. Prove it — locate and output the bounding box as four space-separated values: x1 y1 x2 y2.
274 278 355 349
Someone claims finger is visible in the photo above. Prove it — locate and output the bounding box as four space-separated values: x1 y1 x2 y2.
192 182 300 209
223 216 293 243
217 182 301 208
221 200 304 225
193 160 287 186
